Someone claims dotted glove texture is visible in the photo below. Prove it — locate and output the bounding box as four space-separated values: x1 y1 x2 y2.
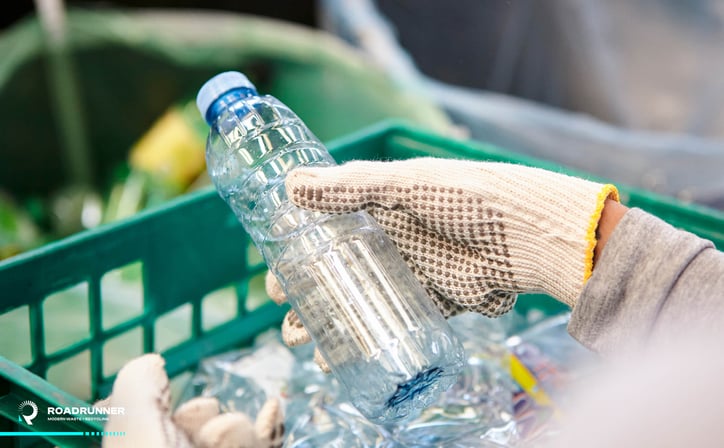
266 158 618 370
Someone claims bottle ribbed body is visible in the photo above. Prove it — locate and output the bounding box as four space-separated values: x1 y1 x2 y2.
205 90 465 423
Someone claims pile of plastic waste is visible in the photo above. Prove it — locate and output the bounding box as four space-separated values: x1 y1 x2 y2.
181 311 598 447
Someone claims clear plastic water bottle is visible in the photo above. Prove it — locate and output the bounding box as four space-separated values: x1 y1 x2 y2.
196 71 465 423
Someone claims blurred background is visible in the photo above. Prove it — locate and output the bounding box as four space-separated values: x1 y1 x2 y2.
1 3 723 443
2 0 724 260
2 0 318 31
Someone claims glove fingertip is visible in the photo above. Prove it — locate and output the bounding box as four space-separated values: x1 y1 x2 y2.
111 353 170 410
424 286 466 319
285 167 324 204
313 348 331 374
104 354 191 447
197 413 259 448
255 397 285 448
265 271 286 305
286 166 365 213
468 291 518 317
282 310 312 347
173 397 221 441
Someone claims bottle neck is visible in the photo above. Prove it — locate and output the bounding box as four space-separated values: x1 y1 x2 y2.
205 87 258 125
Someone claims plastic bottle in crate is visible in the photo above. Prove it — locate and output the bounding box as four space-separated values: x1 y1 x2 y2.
196 71 465 423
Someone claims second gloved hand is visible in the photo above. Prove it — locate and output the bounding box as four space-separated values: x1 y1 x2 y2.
102 354 284 448
265 157 619 371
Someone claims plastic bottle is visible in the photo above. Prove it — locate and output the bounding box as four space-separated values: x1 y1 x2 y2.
196 71 465 423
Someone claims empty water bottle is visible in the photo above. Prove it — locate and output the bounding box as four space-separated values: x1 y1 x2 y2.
196 71 465 423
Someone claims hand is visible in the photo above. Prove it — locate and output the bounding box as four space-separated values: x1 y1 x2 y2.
266 158 619 370
101 354 284 448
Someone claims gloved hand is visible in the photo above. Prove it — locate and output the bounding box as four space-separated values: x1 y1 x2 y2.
266 158 619 371
101 354 284 448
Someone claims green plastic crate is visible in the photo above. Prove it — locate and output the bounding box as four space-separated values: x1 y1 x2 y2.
1 122 723 447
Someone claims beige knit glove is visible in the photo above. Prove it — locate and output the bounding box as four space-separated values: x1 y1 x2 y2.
102 354 284 448
266 158 618 371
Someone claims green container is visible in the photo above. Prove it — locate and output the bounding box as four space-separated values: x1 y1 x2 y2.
2 122 723 447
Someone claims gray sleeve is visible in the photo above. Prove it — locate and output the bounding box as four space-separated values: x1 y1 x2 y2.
568 207 724 353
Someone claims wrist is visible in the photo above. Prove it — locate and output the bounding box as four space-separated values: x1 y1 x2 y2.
504 180 619 307
593 199 628 266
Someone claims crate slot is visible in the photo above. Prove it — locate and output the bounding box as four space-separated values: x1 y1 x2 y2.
202 285 239 331
154 304 192 352
47 350 92 401
0 305 32 366
102 326 143 378
247 241 264 266
43 282 90 354
101 261 145 330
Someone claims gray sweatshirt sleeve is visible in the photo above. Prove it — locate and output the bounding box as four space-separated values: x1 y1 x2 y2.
568 208 724 353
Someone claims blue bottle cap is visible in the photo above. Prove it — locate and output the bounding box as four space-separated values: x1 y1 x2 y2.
196 71 256 119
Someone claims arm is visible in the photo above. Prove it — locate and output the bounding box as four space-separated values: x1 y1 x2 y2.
569 206 724 353
267 158 723 359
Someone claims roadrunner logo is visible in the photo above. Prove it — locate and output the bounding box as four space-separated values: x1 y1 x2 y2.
18 400 38 425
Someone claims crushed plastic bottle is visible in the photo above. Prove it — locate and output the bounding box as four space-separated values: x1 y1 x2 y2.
183 312 593 447
196 71 465 423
